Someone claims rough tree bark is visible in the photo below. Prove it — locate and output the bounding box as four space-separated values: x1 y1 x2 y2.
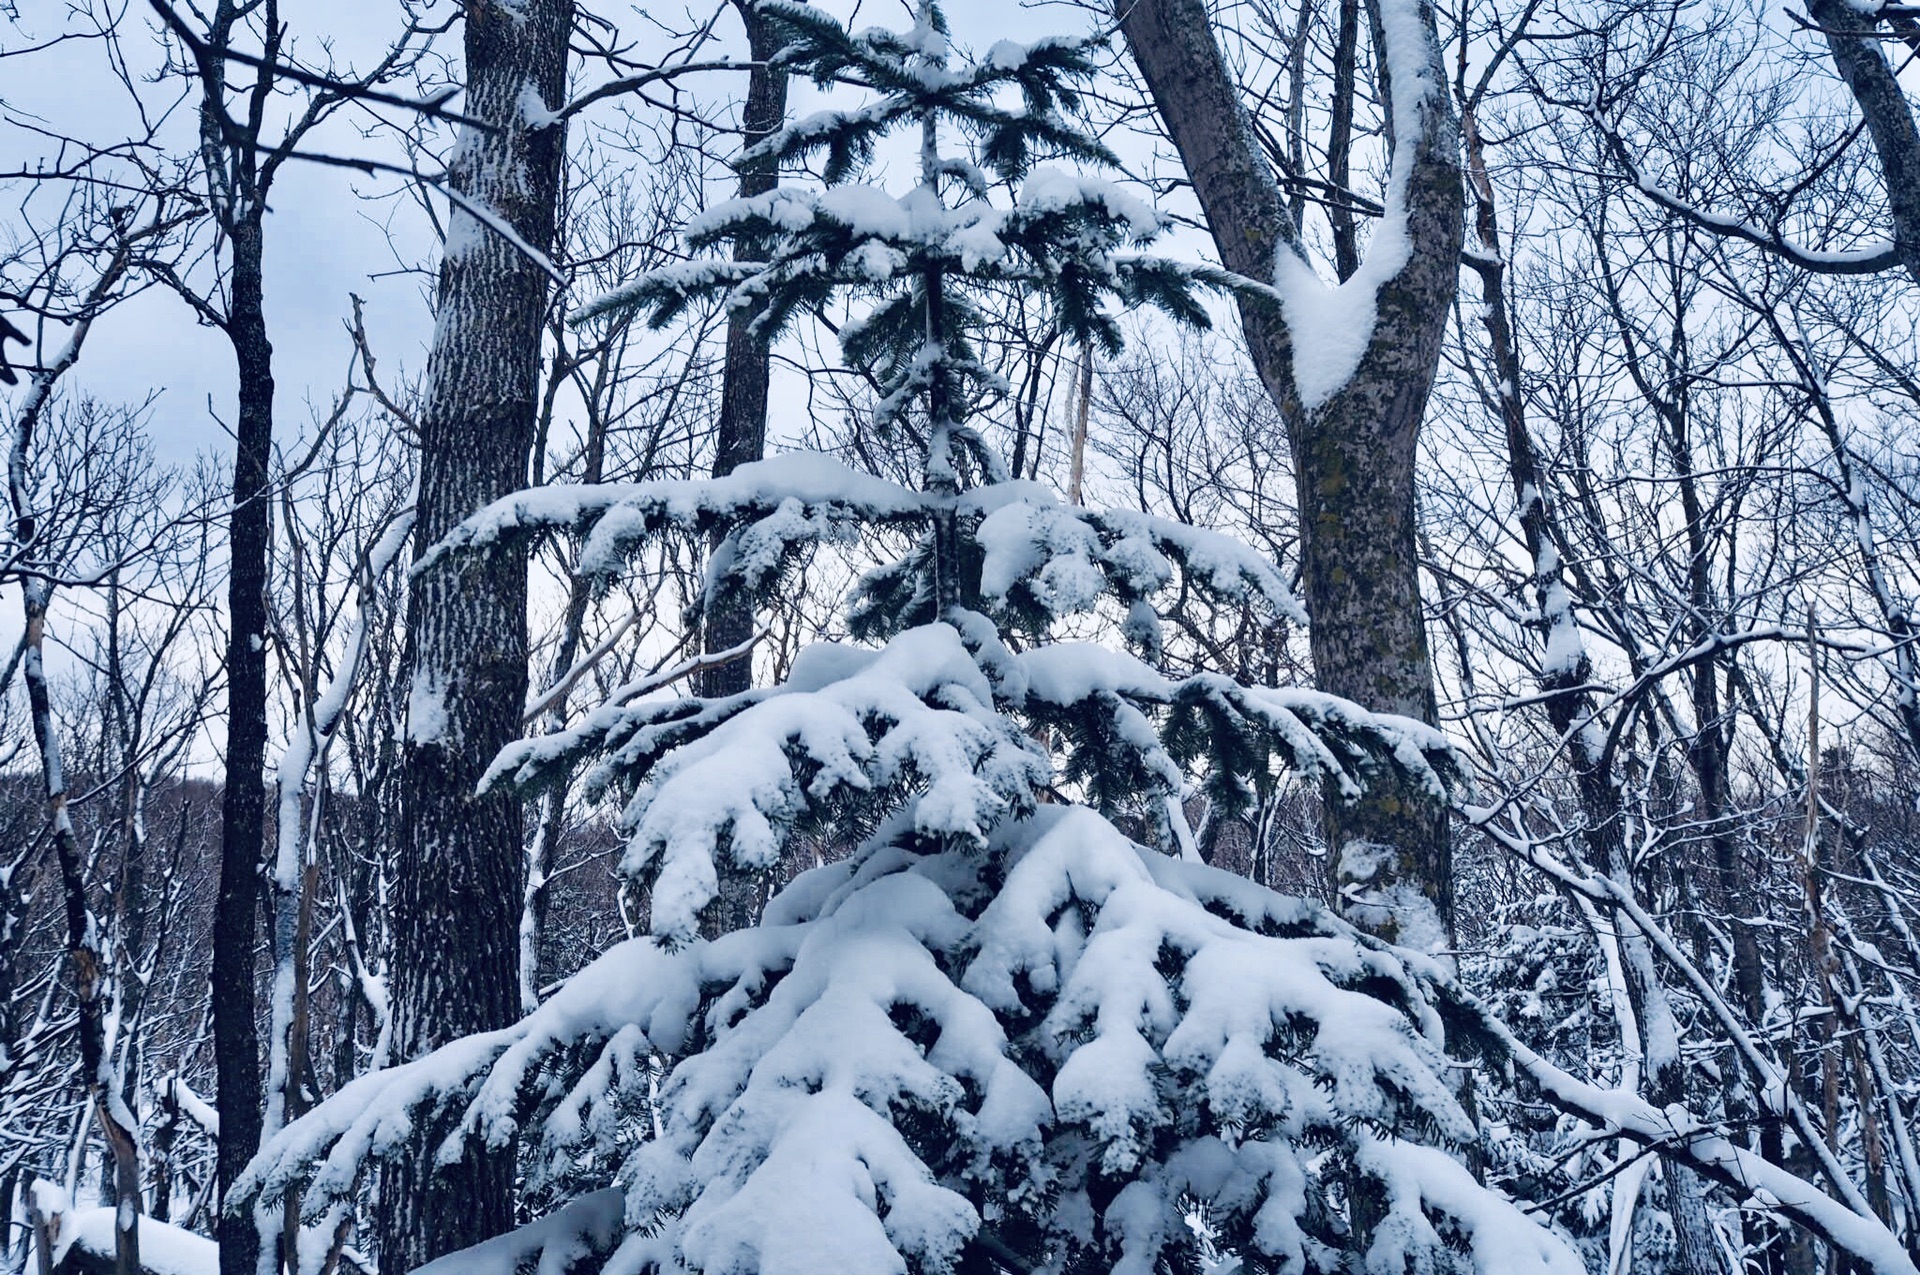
1807 0 1920 289
1115 0 1462 948
384 0 571 1266
697 0 790 941
213 209 272 1275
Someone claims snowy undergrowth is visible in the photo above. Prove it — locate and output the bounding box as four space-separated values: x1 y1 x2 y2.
243 775 1578 1274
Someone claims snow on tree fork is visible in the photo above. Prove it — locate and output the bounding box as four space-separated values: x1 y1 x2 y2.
1112 0 1463 953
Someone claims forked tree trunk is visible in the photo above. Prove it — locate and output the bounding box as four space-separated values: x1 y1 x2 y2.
1115 0 1461 948
385 0 570 1266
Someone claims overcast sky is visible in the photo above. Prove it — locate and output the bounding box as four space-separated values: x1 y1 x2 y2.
2 0 1140 715
4 0 1094 474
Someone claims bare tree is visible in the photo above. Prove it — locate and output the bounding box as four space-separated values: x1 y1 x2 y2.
145 3 448 1266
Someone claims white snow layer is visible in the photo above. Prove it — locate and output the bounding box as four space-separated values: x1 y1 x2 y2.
49 1208 220 1275
1268 0 1443 412
573 162 1170 329
481 613 1451 944
431 453 1304 634
243 799 1576 1275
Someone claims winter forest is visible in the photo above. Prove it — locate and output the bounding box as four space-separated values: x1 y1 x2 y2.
3 0 1920 1269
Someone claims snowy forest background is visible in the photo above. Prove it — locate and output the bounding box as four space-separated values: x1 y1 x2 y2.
3 0 1920 1272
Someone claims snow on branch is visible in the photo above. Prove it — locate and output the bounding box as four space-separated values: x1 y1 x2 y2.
973 488 1305 641
241 805 1582 1275
416 452 931 580
1591 110 1902 275
236 934 709 1213
242 7 1582 1272
609 625 1049 940
412 1189 626 1274
1438 959 1920 1275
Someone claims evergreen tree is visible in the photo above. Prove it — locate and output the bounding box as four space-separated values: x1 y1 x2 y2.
238 4 1581 1271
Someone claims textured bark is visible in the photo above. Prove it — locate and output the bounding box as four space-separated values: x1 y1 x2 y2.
212 212 271 1275
1808 0 1920 289
697 0 790 941
385 0 570 1266
1116 0 1460 947
699 0 791 698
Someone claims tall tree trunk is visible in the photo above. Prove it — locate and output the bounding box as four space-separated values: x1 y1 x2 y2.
1114 0 1461 949
26 602 143 1275
385 0 570 1265
213 210 272 1275
697 0 790 941
699 0 791 697
1462 93 1719 1275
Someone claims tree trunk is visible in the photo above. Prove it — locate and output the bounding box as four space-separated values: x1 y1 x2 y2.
1066 351 1092 506
1807 0 1920 289
697 0 790 942
1115 0 1460 949
1460 92 1721 1275
1326 0 1361 282
23 588 141 1275
385 0 570 1265
698 0 791 700
213 210 272 1275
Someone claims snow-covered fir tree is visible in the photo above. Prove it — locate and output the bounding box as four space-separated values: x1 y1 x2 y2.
237 4 1584 1271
